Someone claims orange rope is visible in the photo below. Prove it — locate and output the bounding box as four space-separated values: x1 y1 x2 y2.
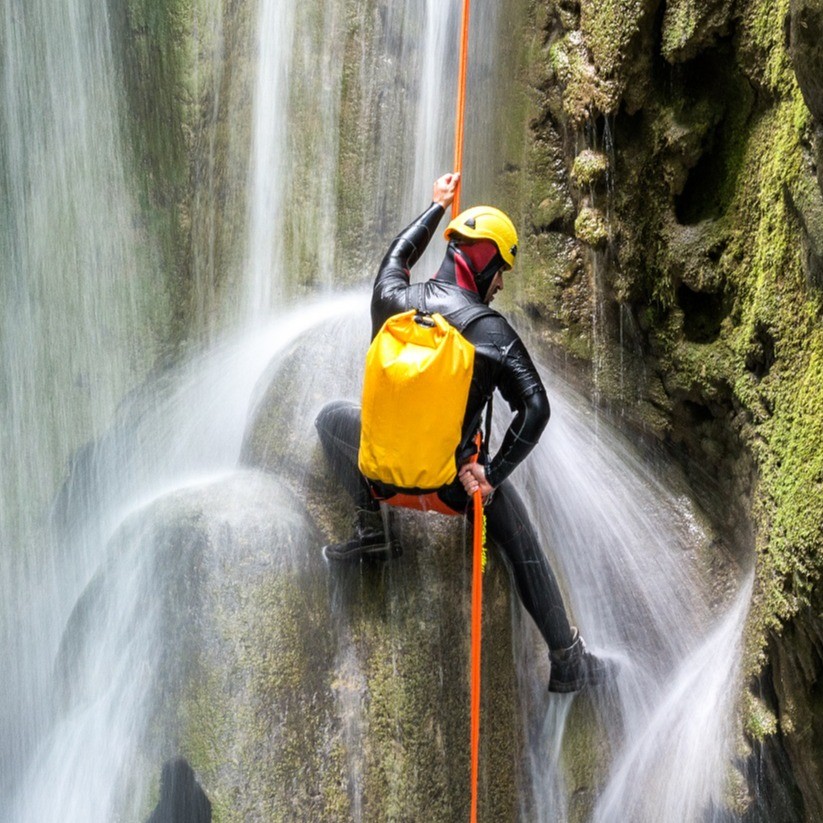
470 487 483 823
456 3 481 817
454 4 480 818
452 0 471 215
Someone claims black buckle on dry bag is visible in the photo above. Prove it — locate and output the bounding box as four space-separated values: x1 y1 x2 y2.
407 282 429 321
414 312 435 327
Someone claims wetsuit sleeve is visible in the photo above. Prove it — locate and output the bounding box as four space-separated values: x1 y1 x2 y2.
484 337 550 489
371 202 444 336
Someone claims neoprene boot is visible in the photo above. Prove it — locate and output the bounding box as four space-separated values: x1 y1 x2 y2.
548 628 613 693
322 508 401 562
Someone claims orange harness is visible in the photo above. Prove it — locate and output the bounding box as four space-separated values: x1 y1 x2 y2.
381 491 459 517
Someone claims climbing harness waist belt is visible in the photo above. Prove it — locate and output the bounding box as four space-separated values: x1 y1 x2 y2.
376 490 460 517
367 430 486 516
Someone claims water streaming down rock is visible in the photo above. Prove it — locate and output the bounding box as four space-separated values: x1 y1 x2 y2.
0 0 169 806
6 297 364 821
244 0 297 315
512 372 751 820
0 0 756 819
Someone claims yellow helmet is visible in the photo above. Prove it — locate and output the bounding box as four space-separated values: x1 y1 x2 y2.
444 206 519 269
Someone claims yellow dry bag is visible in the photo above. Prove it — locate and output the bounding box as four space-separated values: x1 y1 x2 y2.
359 309 477 490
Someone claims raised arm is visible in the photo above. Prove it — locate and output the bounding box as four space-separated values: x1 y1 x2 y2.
371 173 460 336
377 172 460 272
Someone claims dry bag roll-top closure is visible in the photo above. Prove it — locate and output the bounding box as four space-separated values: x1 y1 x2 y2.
359 286 486 491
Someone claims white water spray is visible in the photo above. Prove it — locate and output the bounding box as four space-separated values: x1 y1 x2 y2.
0 0 167 803
7 294 365 822
514 370 750 821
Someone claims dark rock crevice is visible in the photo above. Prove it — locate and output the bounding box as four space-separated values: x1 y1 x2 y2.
744 321 776 379
676 280 728 343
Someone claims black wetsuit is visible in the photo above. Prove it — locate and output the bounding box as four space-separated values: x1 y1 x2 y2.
316 202 574 651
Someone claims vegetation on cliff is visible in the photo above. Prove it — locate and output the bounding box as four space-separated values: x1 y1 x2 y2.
520 0 823 815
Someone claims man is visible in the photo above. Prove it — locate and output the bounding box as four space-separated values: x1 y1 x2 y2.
315 173 609 692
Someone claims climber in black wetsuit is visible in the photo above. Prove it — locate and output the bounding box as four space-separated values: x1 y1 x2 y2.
315 173 609 692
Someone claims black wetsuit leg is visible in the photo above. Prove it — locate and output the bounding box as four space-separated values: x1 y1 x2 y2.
440 480 574 651
314 400 379 513
485 483 575 651
316 400 573 650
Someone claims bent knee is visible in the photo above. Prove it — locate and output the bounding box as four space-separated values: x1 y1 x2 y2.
315 400 362 444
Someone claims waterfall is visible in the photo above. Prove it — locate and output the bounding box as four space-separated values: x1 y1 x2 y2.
0 0 167 807
514 373 751 821
0 0 755 820
6 296 366 822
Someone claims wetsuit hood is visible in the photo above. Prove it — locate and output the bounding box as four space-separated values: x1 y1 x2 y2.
434 241 505 302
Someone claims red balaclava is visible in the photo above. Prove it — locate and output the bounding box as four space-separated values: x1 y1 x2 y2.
452 239 500 296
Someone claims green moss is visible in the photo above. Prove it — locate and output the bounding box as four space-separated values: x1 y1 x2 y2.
743 691 779 741
661 0 702 61
527 132 576 228
571 150 609 188
335 5 378 283
752 341 823 627
661 0 736 63
580 0 647 77
579 0 656 113
542 0 823 686
574 206 609 248
549 32 620 122
114 0 195 343
711 92 823 657
179 668 233 821
518 231 593 361
181 571 351 822
643 74 823 671
739 0 795 96
561 698 613 822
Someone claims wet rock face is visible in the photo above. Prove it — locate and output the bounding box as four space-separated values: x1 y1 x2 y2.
787 0 823 126
521 0 823 817
62 458 526 820
786 0 823 293
661 0 736 63
769 607 823 822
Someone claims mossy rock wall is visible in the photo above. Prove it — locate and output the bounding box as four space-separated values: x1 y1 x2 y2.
109 0 259 342
516 0 823 815
63 469 526 821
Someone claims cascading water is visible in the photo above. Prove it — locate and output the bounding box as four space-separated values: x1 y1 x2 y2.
0 0 756 820
6 296 367 821
512 372 752 821
0 0 168 808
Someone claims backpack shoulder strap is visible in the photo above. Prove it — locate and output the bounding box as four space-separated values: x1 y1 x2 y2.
448 302 497 334
406 282 428 313
450 302 497 452
405 284 495 332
